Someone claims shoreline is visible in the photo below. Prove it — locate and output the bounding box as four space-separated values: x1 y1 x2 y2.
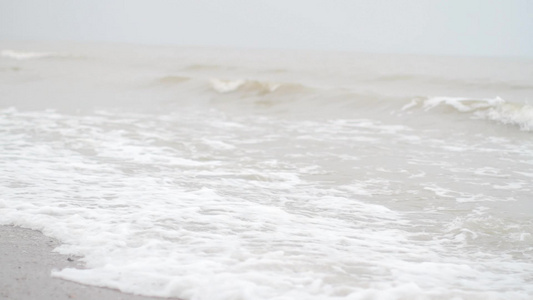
0 225 176 300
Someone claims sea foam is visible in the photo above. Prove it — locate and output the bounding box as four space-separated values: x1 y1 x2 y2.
1 107 532 300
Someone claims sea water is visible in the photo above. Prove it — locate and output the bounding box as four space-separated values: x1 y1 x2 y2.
1 42 532 300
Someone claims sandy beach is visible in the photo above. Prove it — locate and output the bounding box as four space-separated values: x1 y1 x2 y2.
0 225 178 300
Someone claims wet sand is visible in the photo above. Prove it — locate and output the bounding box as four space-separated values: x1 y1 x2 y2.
0 225 177 300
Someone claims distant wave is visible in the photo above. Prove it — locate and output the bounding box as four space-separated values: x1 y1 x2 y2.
403 96 533 131
1 50 55 60
209 78 311 95
1 49 79 60
156 75 191 84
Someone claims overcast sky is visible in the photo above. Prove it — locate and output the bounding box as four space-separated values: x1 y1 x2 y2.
1 0 532 57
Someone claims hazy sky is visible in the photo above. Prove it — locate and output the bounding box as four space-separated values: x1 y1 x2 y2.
1 0 532 57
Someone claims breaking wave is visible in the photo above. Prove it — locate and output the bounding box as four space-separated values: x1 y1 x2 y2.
209 78 312 95
403 97 533 131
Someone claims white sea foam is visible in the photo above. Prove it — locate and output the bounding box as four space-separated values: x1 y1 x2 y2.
1 107 532 300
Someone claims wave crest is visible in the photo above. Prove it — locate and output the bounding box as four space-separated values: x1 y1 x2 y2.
403 97 533 131
209 78 310 95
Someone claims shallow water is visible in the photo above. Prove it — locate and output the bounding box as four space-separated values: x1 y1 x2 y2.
1 42 532 300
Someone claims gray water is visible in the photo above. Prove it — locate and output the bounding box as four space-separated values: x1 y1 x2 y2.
1 42 532 300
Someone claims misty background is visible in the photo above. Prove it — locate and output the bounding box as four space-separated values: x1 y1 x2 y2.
1 0 532 57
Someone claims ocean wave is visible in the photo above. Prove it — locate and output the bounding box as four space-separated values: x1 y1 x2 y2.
403 96 533 131
0 49 63 60
156 75 191 84
209 78 311 95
